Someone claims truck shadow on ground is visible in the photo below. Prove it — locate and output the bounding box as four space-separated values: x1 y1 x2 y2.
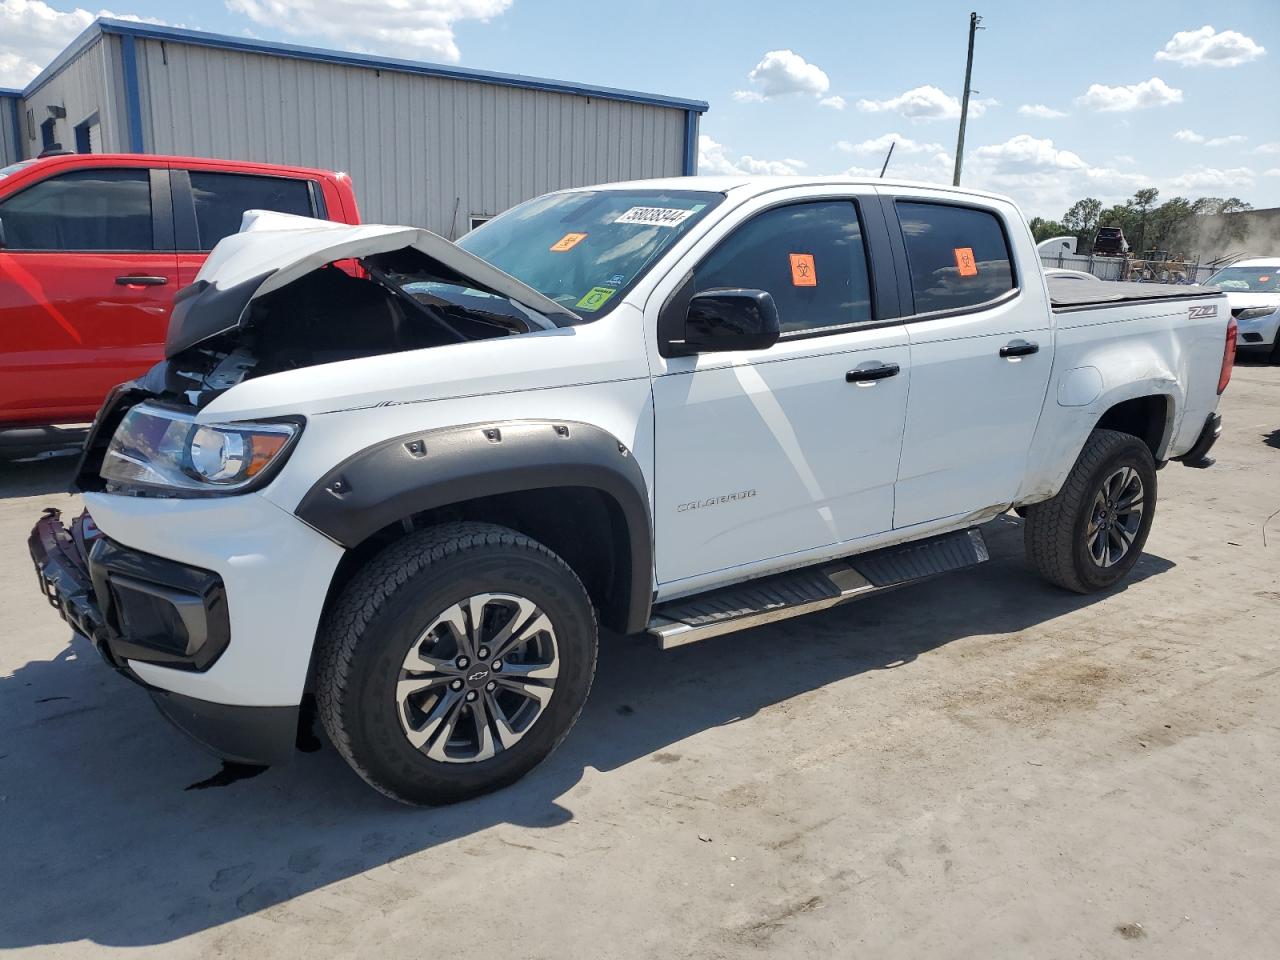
0 451 81 498
0 516 1175 949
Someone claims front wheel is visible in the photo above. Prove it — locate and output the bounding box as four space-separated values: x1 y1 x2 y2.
316 522 597 805
1023 429 1157 594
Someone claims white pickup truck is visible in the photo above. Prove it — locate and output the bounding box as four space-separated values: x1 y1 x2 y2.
30 177 1235 805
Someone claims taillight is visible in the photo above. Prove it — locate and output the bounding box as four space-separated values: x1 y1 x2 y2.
1218 317 1237 395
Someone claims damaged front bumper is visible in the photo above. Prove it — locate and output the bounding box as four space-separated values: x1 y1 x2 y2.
28 508 297 765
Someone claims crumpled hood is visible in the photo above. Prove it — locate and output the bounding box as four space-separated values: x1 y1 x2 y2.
164 210 579 357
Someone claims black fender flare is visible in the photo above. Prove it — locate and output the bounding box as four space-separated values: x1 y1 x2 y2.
295 420 654 633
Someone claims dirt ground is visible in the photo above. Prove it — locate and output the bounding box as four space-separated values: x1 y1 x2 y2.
1 363 1277 959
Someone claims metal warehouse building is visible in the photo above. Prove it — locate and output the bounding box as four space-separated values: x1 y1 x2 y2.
1 18 706 235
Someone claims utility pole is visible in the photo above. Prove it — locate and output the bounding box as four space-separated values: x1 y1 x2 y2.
952 11 982 186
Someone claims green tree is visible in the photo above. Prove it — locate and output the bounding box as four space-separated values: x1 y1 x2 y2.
1061 197 1102 247
1127 188 1160 253
1029 216 1068 244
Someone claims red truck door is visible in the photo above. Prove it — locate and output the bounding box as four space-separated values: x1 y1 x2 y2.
0 166 177 427
169 166 324 285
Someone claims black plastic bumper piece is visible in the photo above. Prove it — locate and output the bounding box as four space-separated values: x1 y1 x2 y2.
1175 412 1222 469
30 508 231 672
151 689 298 766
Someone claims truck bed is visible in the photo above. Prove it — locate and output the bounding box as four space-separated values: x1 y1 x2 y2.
1049 279 1222 312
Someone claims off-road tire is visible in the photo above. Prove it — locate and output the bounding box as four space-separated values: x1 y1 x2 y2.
316 521 597 805
1023 429 1157 594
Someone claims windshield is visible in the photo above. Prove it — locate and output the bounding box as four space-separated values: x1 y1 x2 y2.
0 159 38 181
1205 265 1280 293
456 189 724 317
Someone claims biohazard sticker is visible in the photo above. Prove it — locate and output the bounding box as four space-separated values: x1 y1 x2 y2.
614 206 697 227
789 253 817 287
576 286 617 311
550 232 588 252
953 247 978 277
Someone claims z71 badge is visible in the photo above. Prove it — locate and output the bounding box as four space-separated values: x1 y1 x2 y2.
1189 304 1218 320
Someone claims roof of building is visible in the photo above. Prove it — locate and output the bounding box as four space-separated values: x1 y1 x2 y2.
18 18 708 115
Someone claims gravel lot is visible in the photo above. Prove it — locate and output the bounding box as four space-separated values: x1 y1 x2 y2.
2 363 1277 959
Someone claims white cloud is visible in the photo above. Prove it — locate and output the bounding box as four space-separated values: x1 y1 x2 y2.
0 0 166 86
973 134 1087 171
856 84 992 122
1174 129 1248 147
1264 168 1280 178
837 133 948 158
1018 103 1067 119
1155 25 1266 68
1166 166 1256 191
698 135 805 177
1254 143 1280 155
734 48 833 106
225 0 512 63
1077 77 1183 112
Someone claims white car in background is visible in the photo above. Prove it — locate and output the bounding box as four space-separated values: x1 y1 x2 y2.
1205 258 1280 362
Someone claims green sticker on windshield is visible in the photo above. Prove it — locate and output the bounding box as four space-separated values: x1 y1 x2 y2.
576 286 617 311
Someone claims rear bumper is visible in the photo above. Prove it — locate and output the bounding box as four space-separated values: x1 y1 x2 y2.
29 508 297 765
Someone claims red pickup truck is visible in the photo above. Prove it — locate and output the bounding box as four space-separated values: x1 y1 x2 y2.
0 154 360 429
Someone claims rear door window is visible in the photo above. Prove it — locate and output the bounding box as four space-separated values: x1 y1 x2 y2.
188 172 314 250
896 201 1015 314
693 201 874 334
0 168 153 250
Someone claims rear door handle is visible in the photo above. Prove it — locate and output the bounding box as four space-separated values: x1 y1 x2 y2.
999 340 1039 358
115 275 169 286
846 362 901 384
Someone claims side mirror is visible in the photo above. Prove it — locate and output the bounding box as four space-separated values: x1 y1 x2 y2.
671 289 780 355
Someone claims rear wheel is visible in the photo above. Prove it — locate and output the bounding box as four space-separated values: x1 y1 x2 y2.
1023 429 1157 594
316 522 597 805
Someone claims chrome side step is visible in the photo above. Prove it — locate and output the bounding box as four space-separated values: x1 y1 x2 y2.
647 528 989 650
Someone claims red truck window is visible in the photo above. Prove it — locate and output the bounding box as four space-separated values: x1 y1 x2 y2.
0 169 153 251
189 172 314 251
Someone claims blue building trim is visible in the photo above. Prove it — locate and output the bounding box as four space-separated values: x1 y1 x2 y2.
1 93 24 161
682 110 699 176
17 18 708 116
117 33 145 152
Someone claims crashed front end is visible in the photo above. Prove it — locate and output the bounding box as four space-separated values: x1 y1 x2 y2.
27 212 573 766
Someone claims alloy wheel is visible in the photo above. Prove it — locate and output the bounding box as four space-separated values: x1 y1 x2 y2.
1086 466 1145 568
396 593 559 763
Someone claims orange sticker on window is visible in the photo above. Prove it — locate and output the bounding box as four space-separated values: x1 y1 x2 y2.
954 247 978 277
550 232 587 252
1260 275 1272 282
789 253 817 287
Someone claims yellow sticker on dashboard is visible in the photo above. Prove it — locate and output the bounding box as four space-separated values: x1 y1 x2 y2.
576 286 617 311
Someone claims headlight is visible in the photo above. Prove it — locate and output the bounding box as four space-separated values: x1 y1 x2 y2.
1235 306 1277 321
101 404 302 495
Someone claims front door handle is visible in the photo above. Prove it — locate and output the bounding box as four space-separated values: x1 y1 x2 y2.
999 340 1039 359
115 275 169 286
846 362 901 384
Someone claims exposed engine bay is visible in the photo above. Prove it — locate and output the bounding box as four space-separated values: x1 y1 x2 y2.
164 249 551 408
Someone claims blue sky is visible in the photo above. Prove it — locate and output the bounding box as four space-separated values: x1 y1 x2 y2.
4 0 1278 217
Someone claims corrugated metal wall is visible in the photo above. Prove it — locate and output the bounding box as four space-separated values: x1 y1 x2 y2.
19 36 129 156
134 40 688 235
0 96 21 165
